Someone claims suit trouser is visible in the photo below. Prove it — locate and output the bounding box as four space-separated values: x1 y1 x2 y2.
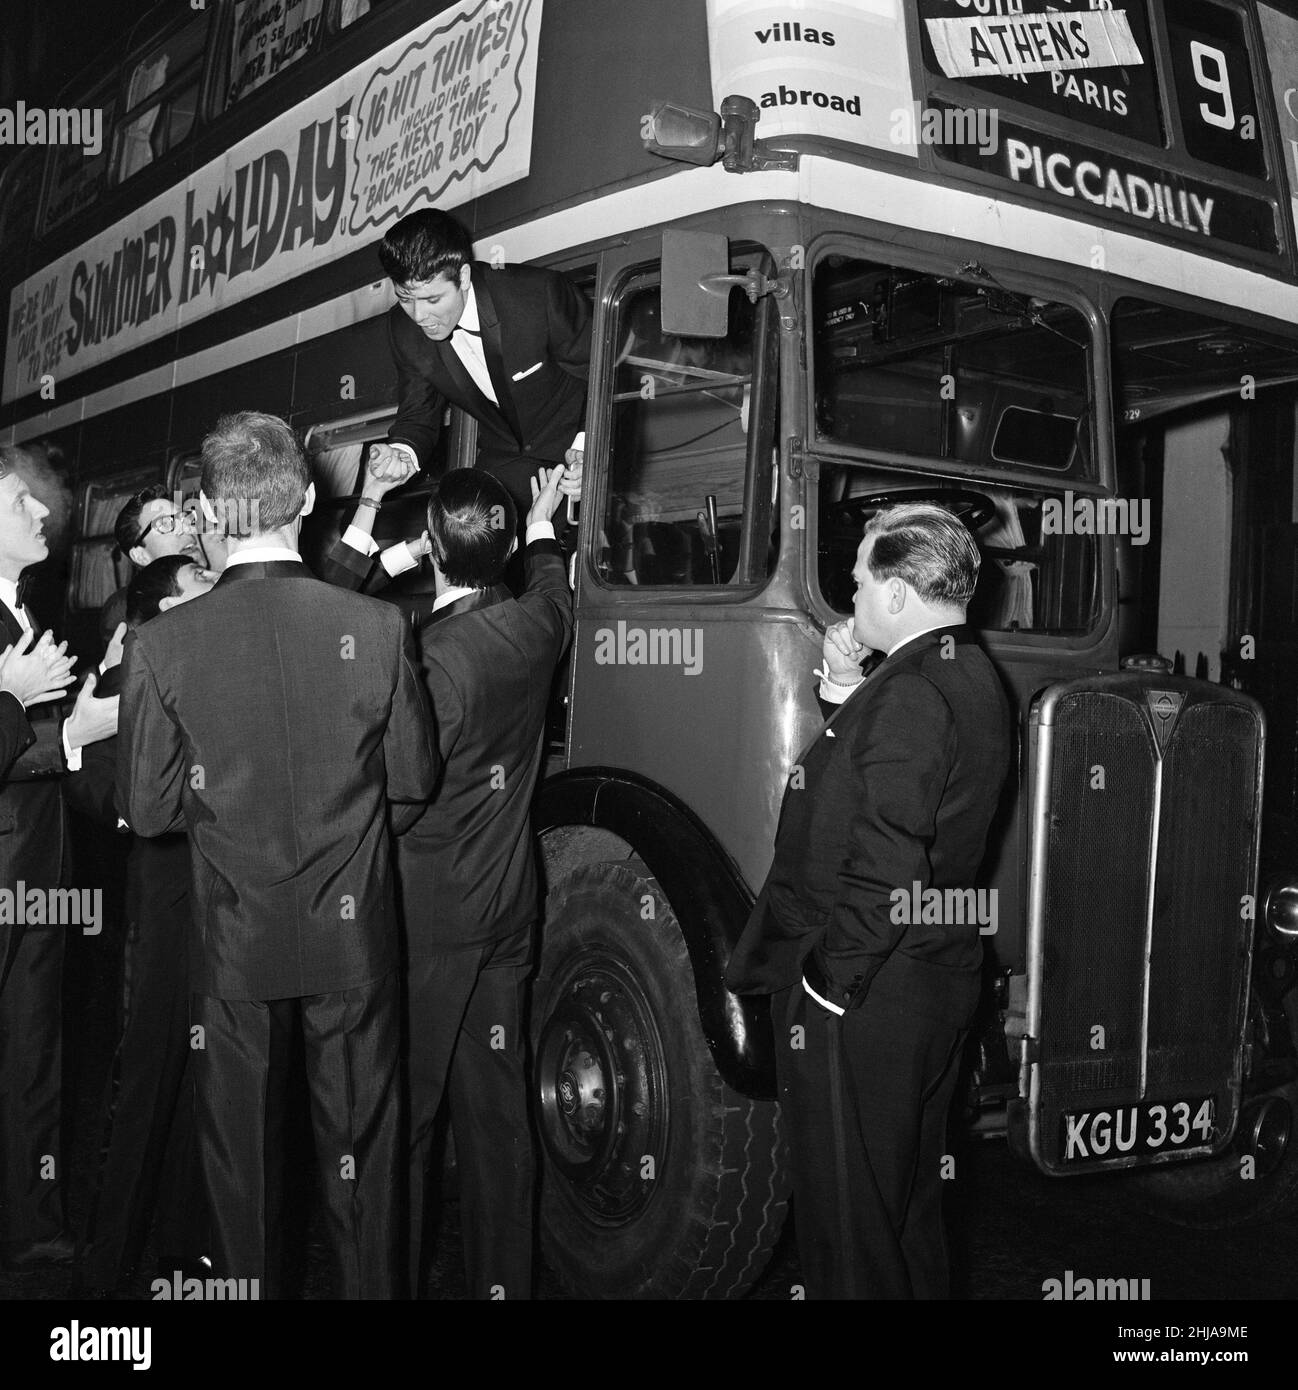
776 956 979 1299
192 971 400 1299
407 923 535 1300
0 924 65 1246
80 846 207 1288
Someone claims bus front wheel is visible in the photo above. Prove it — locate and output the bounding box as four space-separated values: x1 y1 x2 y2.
532 861 789 1299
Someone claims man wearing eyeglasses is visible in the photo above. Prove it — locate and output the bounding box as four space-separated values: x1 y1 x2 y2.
115 488 205 570
99 489 217 649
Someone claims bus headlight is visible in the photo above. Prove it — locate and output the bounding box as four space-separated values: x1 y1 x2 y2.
1264 879 1298 941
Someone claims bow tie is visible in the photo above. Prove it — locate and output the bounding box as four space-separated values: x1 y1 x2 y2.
454 323 482 338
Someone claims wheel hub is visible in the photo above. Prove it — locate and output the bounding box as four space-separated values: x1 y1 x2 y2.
535 950 667 1224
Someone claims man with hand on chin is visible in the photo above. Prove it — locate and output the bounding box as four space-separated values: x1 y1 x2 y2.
726 503 1011 1301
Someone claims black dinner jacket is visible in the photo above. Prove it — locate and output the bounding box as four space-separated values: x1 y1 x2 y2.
725 626 1011 1010
0 600 66 987
116 559 438 1001
396 537 572 953
0 692 34 782
387 261 590 486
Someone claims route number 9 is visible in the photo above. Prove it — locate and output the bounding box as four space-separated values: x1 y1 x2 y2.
1191 41 1236 131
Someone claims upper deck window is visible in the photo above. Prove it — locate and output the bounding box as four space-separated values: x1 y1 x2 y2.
0 153 42 265
225 0 326 108
334 0 381 31
113 9 211 183
43 83 116 234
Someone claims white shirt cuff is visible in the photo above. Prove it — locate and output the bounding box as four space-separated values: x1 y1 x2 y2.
525 520 557 545
802 975 845 1016
817 673 863 704
62 723 83 772
342 525 379 557
389 442 419 469
379 543 418 577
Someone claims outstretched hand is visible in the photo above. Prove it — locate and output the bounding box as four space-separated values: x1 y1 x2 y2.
527 464 567 530
64 671 119 750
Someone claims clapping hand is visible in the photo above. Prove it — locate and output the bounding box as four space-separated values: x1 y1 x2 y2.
0 630 76 707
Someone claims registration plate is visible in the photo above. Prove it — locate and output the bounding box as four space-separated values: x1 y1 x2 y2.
1059 1096 1216 1163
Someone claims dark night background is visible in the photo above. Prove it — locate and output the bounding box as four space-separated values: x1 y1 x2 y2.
0 0 166 134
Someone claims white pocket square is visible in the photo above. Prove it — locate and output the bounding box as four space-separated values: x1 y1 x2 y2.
512 362 543 381
825 729 837 738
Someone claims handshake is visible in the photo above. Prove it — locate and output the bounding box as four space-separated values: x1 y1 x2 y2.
360 440 585 558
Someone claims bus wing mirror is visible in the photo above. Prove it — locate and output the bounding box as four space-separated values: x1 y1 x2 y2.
645 102 723 166
662 229 732 338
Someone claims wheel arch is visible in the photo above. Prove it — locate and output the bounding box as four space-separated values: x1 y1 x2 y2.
536 767 777 1100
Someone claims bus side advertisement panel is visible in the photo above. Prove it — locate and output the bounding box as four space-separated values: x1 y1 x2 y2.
706 0 917 155
3 0 544 408
1258 4 1298 246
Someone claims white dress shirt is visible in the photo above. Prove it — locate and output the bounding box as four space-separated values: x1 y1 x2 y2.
0 576 32 634
224 546 303 567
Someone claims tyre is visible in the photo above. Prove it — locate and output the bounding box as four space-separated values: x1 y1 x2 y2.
1130 990 1298 1228
532 861 789 1298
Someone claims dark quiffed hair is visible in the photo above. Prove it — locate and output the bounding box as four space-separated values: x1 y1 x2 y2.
862 502 981 608
427 469 517 589
378 208 474 286
114 484 167 555
200 411 309 537
127 555 197 625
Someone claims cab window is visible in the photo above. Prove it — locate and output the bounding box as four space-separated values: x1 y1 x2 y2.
598 268 776 589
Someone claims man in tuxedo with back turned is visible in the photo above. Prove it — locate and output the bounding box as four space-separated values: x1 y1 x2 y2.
116 412 437 1297
726 503 1010 1300
323 207 587 593
402 464 573 1299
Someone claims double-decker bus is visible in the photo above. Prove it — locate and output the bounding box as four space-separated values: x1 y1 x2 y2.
4 0 1298 1299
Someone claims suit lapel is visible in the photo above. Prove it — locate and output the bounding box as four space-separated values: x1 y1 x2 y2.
472 269 524 448
0 602 23 648
434 329 505 434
